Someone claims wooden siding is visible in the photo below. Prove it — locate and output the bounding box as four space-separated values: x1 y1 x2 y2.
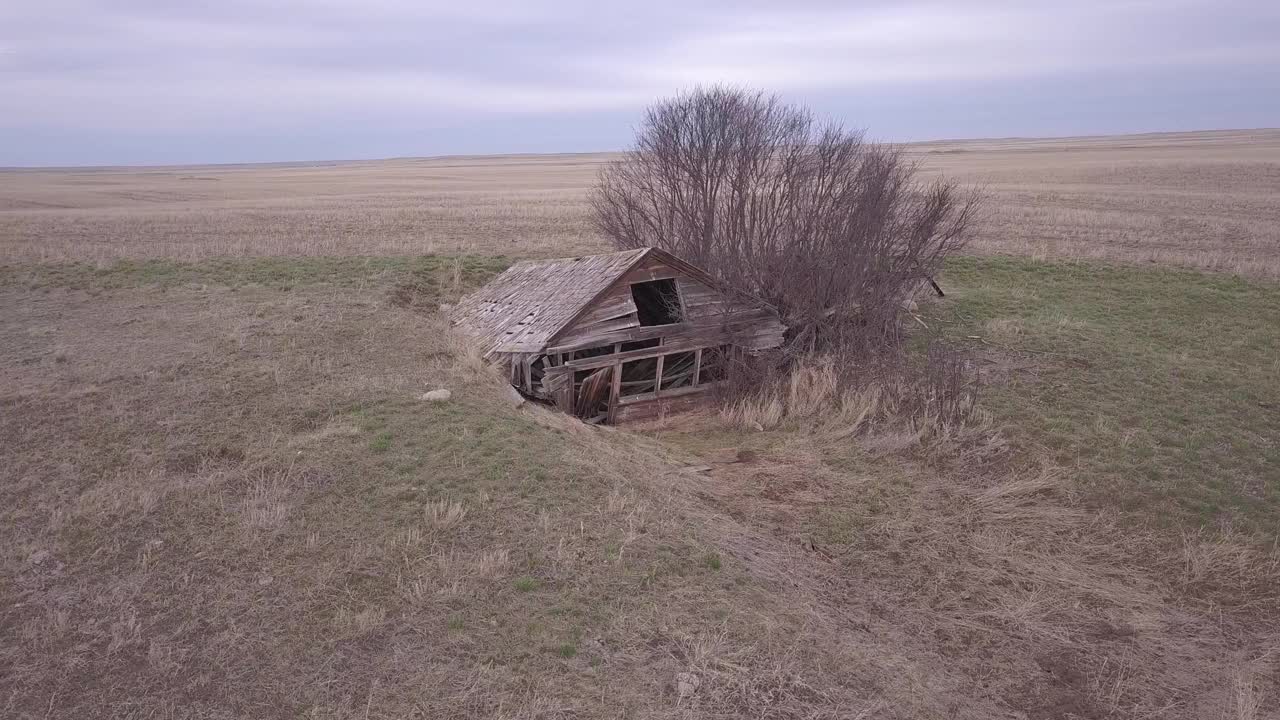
551 252 785 352
613 388 715 423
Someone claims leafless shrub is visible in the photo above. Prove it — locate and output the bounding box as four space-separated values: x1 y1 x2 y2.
594 85 980 355
594 86 981 430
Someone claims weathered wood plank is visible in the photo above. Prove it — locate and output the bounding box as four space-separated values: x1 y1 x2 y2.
452 248 651 354
607 360 622 423
675 279 719 302
563 338 709 370
548 310 783 355
614 387 717 423
542 368 571 396
571 293 636 326
616 381 717 406
556 314 641 343
620 264 679 284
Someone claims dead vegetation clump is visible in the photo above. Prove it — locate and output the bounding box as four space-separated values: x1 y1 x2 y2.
721 341 988 456
423 498 468 531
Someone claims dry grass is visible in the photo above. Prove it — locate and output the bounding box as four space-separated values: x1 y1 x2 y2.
655 416 1280 720
0 266 946 718
424 498 468 531
4 130 1280 277
721 355 989 455
2 259 1278 717
910 129 1280 277
3 129 1280 717
0 154 606 262
936 256 1280 530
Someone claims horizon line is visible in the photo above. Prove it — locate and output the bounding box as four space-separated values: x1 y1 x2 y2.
3 127 1276 172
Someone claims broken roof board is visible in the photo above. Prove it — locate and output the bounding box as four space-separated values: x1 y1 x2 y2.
450 248 648 355
452 247 764 356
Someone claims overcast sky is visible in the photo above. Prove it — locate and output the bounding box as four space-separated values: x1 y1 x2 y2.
2 0 1278 166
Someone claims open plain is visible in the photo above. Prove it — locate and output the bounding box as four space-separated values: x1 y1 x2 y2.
3 129 1280 275
2 130 1279 719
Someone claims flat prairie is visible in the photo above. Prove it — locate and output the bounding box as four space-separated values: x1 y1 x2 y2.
3 130 1279 719
3 129 1279 274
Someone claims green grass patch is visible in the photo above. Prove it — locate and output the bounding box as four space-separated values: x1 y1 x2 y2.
813 509 868 547
369 432 393 452
934 256 1280 530
514 577 538 592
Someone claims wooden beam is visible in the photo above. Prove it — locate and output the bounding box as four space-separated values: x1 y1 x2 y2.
654 354 665 397
693 348 702 386
557 382 573 412
607 361 622 423
616 382 718 406
546 309 777 355
561 338 710 371
614 388 715 423
522 355 534 393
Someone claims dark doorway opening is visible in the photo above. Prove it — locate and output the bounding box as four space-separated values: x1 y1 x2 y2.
631 279 682 326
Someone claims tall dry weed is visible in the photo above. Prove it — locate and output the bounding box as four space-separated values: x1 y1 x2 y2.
720 345 983 454
424 499 468 531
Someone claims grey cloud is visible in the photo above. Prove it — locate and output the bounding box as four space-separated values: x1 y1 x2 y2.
1 1 1277 164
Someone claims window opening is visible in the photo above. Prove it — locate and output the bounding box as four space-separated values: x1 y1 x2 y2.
659 352 697 391
631 279 682 326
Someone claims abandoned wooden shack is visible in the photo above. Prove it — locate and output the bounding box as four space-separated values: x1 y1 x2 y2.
450 247 786 423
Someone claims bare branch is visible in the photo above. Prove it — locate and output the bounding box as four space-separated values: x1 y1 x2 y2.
592 85 982 359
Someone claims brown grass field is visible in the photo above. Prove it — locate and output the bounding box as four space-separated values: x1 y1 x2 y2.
2 130 1279 719
3 129 1280 276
